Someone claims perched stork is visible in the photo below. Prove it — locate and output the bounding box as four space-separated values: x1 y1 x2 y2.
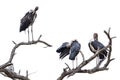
88 33 107 67
56 40 81 68
20 6 39 41
69 40 81 68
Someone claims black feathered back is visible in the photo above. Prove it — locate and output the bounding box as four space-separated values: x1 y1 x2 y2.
69 40 81 60
88 40 107 59
20 7 38 32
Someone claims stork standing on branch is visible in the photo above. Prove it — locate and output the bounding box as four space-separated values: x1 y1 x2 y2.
88 33 108 67
56 40 81 68
20 6 39 42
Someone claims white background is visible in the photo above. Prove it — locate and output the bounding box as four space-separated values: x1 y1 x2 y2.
0 0 119 80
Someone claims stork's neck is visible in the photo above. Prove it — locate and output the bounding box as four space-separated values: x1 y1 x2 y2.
66 42 71 48
94 38 98 41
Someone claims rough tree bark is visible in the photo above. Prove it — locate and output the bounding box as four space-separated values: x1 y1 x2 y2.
0 35 52 80
57 28 115 80
0 28 115 80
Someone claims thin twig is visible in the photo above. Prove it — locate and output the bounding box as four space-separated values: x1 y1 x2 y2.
26 70 28 78
38 35 42 40
79 51 85 61
65 63 71 70
12 41 16 45
0 36 52 80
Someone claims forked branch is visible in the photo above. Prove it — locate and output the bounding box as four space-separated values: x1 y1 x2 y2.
57 28 115 80
0 35 52 80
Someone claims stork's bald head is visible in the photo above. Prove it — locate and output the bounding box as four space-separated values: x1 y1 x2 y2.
93 33 98 40
35 6 39 11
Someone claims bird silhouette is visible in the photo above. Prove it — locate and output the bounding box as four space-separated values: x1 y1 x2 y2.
88 33 107 67
56 40 81 68
20 6 39 41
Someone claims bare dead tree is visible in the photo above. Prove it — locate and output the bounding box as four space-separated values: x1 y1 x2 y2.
0 35 52 80
57 28 115 80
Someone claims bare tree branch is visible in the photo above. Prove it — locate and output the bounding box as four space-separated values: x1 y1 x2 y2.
9 38 52 63
38 34 42 40
57 28 115 80
0 36 52 80
79 51 85 62
0 69 29 80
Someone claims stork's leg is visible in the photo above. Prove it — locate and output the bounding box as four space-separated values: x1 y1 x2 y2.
72 60 74 69
76 56 78 68
93 56 99 69
96 59 104 68
31 26 34 41
28 28 30 42
96 56 98 66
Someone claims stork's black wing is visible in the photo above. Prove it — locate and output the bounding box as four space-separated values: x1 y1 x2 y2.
69 40 81 60
30 11 37 26
59 47 70 59
56 42 70 59
89 40 107 59
20 11 34 32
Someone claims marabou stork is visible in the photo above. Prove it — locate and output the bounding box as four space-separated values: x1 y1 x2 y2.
20 6 39 41
56 40 81 68
69 40 81 68
88 33 107 67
